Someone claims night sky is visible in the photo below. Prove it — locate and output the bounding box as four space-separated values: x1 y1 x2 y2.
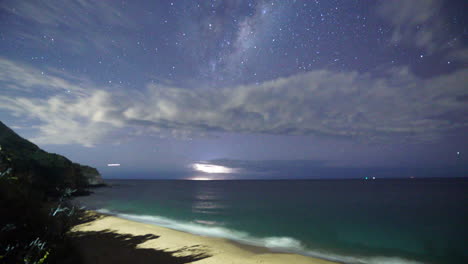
0 0 467 179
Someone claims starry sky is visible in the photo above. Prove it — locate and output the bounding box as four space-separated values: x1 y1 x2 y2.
0 0 467 179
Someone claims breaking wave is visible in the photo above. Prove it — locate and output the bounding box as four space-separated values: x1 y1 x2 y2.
95 209 424 264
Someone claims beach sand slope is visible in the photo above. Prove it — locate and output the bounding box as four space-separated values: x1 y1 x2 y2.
71 213 337 264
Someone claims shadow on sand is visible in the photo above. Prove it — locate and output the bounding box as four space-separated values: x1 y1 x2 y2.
70 229 211 264
70 213 211 264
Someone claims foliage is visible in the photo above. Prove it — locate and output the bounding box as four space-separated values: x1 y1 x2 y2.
0 151 82 264
0 121 103 263
0 121 103 196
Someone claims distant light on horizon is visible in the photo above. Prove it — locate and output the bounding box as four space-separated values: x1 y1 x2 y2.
192 163 235 174
189 177 212 181
107 163 121 167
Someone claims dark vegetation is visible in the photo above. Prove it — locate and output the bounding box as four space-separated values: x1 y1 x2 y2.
0 121 211 263
0 121 100 263
0 151 83 264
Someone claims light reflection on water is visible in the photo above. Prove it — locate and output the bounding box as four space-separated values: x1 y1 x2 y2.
191 183 227 215
77 179 468 263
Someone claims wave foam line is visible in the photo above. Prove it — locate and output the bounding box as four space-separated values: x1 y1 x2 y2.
95 209 423 264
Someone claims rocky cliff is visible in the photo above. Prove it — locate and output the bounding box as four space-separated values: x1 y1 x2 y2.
76 164 104 186
0 121 104 194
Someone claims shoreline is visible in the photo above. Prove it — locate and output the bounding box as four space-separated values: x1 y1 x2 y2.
71 211 338 264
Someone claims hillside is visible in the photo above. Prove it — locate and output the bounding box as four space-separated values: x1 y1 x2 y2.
0 121 103 195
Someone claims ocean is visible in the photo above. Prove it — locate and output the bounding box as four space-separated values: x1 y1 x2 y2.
75 178 468 264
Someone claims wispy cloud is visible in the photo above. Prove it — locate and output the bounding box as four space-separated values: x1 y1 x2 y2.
0 58 466 147
0 58 89 95
448 48 468 63
0 91 123 147
0 57 123 146
0 0 135 54
376 0 467 62
377 0 445 53
129 67 467 142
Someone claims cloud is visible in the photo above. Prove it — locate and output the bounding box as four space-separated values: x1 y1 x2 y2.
0 0 135 53
129 67 467 142
448 48 468 63
376 0 451 54
0 58 89 95
0 57 124 146
208 159 329 171
0 91 123 147
0 58 467 147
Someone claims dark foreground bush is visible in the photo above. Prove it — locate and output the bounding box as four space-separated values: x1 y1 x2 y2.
0 165 83 264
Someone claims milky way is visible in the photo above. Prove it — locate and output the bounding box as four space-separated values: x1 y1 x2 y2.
0 0 467 174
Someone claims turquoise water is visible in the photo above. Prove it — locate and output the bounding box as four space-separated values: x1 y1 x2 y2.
76 179 468 264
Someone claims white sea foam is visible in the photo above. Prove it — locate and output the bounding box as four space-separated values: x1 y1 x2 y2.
193 220 219 225
363 257 424 264
95 209 425 264
262 236 303 249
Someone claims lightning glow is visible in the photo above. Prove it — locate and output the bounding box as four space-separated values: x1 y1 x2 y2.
192 163 234 174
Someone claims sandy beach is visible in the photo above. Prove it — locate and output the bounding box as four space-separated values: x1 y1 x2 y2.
70 212 338 264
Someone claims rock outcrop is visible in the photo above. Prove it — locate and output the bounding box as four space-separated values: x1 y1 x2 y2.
0 121 104 194
76 164 104 186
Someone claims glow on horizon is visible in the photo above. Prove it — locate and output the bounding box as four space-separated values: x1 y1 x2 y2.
192 163 235 174
107 163 121 167
189 177 212 181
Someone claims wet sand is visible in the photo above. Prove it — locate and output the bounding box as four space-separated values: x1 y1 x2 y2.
71 212 338 264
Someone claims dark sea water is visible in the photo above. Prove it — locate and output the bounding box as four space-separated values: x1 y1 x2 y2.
75 178 468 264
